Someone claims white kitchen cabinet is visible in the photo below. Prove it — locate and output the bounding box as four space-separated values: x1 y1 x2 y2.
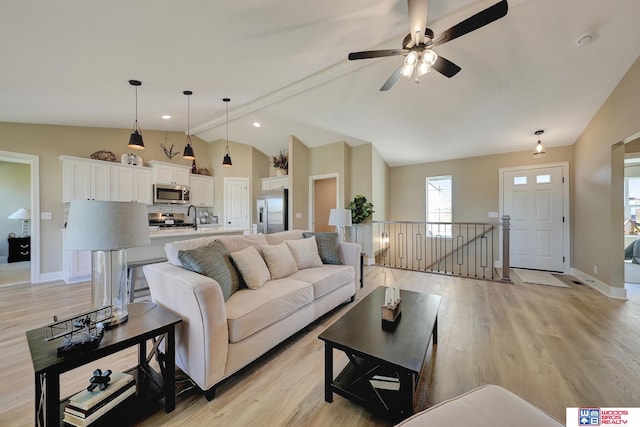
62 249 91 284
111 164 153 204
261 176 289 190
148 160 191 185
190 175 215 206
61 156 112 202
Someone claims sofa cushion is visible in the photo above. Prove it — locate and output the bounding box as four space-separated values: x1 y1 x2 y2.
177 241 240 301
264 230 305 245
225 279 313 343
289 265 354 299
302 232 342 264
286 236 323 269
216 234 269 253
262 243 298 279
230 245 271 289
165 235 219 266
395 384 563 427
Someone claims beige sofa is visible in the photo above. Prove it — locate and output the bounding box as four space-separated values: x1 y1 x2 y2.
143 230 360 399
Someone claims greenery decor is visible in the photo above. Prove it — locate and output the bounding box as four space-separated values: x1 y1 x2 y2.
271 150 288 170
349 195 374 224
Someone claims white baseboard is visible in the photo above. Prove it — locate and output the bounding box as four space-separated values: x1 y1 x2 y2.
571 268 628 300
36 271 64 284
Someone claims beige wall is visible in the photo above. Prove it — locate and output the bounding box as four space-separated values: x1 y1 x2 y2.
389 146 573 223
371 146 389 221
310 141 350 209
573 54 640 289
0 161 30 257
290 135 309 230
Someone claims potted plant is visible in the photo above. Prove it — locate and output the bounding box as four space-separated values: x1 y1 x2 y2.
271 150 288 175
349 195 374 224
349 195 374 243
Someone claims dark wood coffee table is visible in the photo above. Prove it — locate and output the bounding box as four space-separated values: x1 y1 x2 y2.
318 286 440 421
26 302 182 427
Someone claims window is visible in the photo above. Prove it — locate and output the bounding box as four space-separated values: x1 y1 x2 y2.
513 176 527 185
426 175 452 236
536 174 551 184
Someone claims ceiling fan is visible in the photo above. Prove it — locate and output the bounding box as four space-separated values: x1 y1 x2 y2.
348 0 508 91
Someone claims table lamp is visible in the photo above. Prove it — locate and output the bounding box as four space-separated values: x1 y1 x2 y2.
328 208 352 242
64 200 150 327
8 208 31 237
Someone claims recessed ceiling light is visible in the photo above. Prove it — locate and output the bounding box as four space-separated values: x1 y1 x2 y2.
161 115 172 119
253 122 261 128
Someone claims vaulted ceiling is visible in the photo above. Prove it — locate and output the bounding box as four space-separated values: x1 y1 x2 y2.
1 0 639 166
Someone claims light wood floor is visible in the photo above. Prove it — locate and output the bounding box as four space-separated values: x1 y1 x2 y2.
1 267 639 426
0 262 30 287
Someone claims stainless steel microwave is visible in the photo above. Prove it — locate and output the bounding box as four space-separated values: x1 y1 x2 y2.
153 184 190 205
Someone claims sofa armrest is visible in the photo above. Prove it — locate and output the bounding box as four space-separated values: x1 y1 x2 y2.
339 241 361 287
143 262 228 391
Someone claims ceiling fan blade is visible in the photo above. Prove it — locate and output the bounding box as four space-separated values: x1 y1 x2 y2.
432 0 508 47
380 65 403 91
431 55 461 78
348 49 407 60
407 0 429 45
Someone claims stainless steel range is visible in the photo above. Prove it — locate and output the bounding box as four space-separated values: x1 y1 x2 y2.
148 213 194 230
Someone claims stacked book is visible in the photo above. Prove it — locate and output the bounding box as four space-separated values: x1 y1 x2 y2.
63 372 136 426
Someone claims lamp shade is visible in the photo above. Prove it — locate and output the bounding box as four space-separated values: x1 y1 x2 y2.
8 208 30 220
328 209 352 227
64 200 150 251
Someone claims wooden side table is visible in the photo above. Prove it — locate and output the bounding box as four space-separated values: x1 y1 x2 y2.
26 302 182 427
8 236 30 262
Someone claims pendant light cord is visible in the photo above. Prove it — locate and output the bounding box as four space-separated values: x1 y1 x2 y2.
225 100 229 152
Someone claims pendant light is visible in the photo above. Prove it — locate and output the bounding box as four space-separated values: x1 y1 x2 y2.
533 130 546 158
127 80 145 150
222 98 232 167
182 90 196 160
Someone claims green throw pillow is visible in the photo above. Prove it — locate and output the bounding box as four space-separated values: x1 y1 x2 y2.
178 241 241 301
302 232 342 265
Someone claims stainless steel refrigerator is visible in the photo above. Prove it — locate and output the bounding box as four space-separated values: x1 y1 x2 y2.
256 189 288 234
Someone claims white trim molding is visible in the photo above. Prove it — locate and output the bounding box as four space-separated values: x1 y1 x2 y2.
0 150 40 284
571 268 628 300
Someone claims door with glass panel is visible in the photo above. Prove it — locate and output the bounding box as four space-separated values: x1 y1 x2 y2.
502 166 565 272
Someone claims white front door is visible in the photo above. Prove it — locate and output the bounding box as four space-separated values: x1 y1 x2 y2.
224 177 249 228
502 165 566 272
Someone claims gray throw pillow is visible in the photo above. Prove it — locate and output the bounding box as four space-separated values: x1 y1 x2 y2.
178 241 241 301
302 232 342 264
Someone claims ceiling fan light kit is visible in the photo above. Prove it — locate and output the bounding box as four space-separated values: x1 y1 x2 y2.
348 0 509 91
127 80 145 150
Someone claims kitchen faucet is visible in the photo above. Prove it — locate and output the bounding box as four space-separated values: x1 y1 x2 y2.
187 205 197 230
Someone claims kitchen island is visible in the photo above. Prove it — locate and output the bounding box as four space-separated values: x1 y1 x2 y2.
62 226 247 284
126 225 247 300
131 225 246 261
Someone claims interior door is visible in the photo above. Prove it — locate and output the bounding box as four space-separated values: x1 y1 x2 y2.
502 166 565 272
313 178 336 232
224 178 249 228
